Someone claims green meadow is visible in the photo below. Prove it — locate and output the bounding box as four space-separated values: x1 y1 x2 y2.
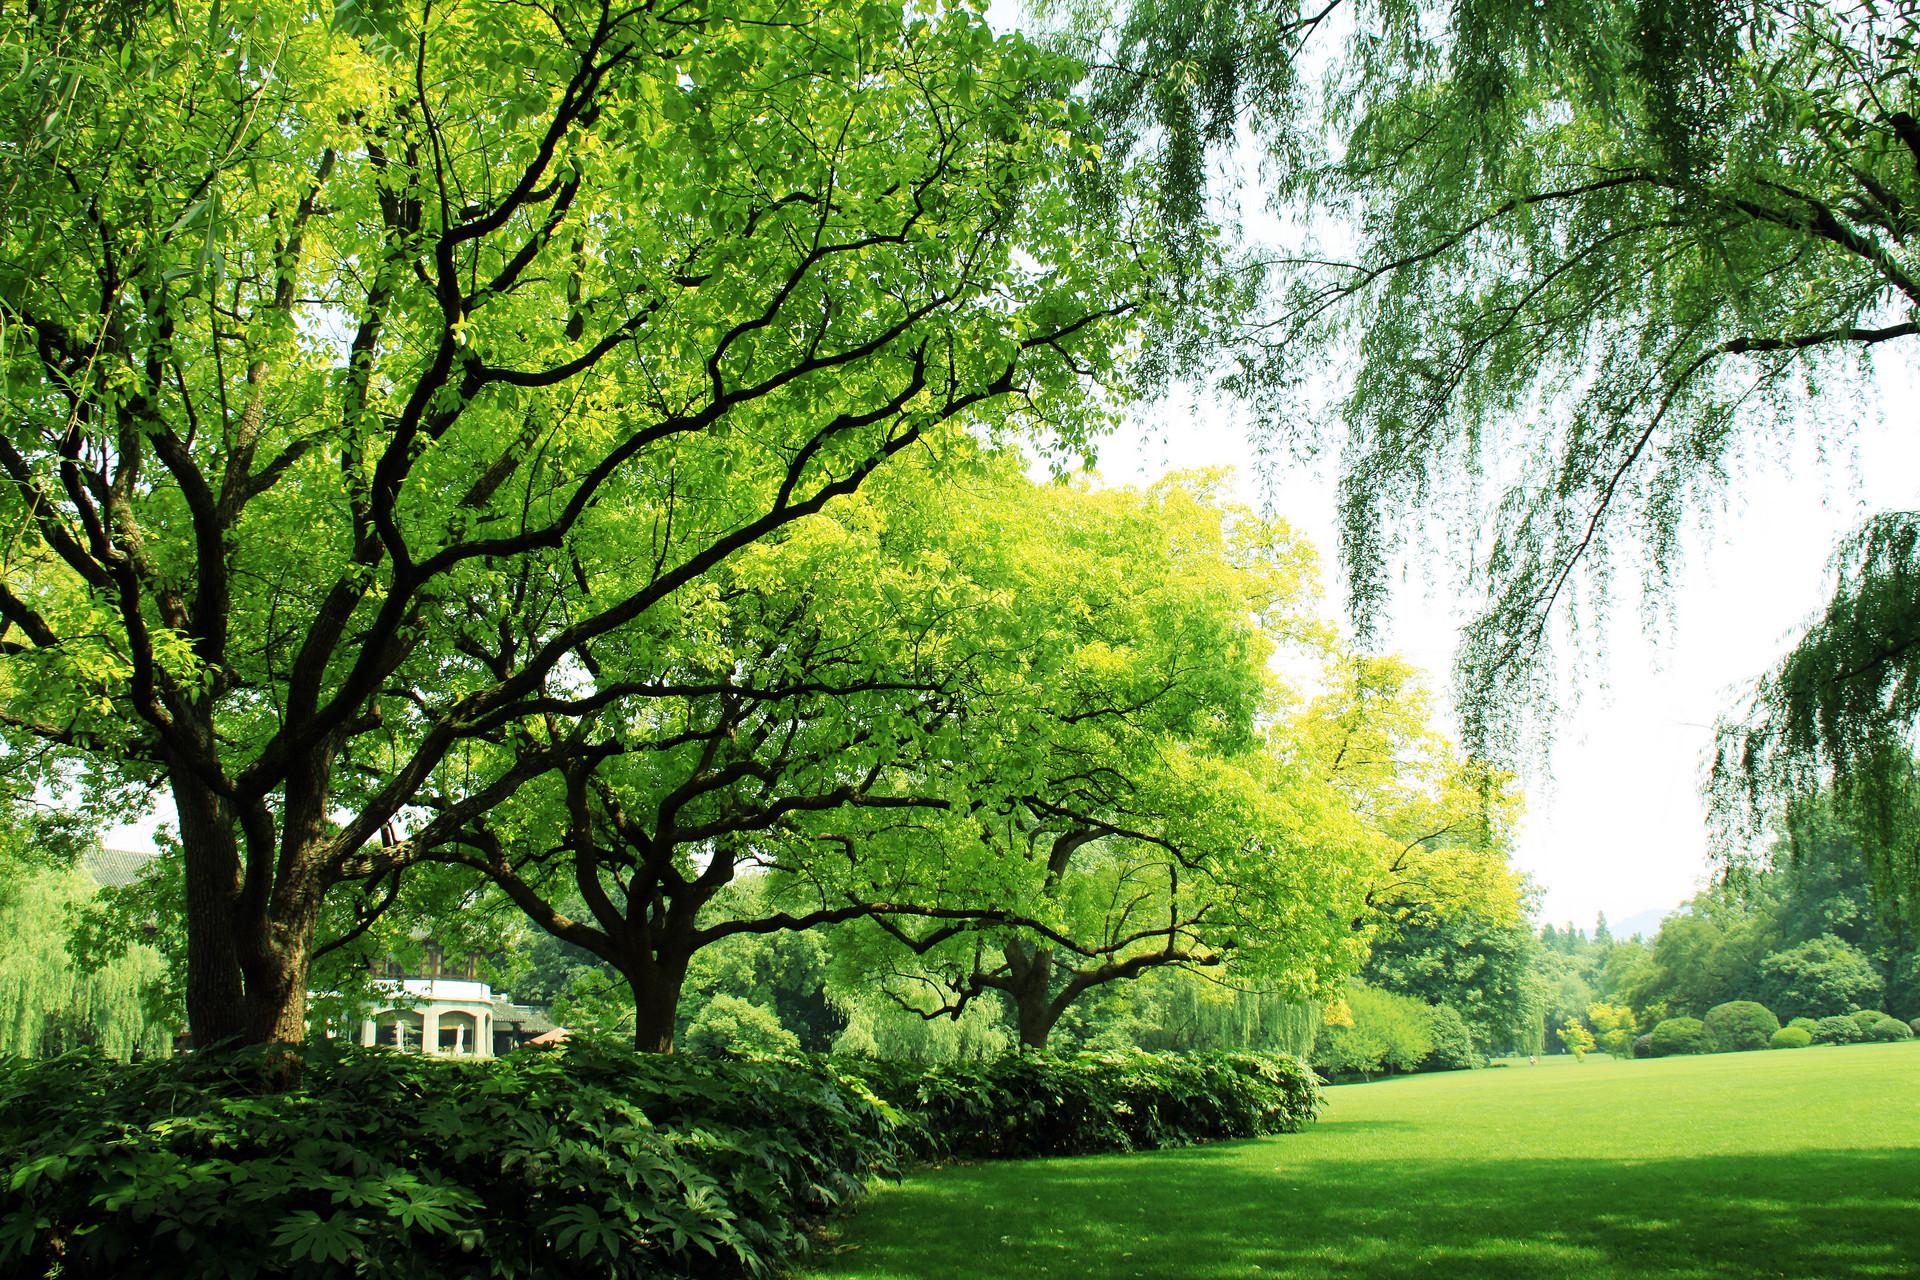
806 1044 1920 1279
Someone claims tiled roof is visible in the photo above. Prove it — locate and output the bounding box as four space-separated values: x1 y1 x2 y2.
489 999 557 1035
80 844 159 889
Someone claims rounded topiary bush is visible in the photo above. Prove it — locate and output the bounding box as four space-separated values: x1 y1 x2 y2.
1865 1015 1914 1043
1632 1033 1654 1059
1813 1015 1867 1045
1648 1017 1711 1057
1769 1026 1812 1049
1911 1017 1920 1038
1851 1009 1892 1033
1704 1001 1781 1053
1789 1016 1820 1035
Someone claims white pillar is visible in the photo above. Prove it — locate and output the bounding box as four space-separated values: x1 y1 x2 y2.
360 1018 377 1048
421 1008 441 1055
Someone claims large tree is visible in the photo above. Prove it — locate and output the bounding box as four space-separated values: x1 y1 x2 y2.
418 446 1065 1051
0 0 1155 1048
849 470 1384 1048
1296 656 1534 1052
419 453 1366 1052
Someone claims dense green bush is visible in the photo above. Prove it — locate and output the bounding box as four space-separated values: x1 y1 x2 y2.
1647 1017 1711 1056
1812 1015 1867 1044
1420 1004 1480 1071
1850 1009 1891 1032
845 1048 1319 1161
0 1040 898 1280
1911 1017 1920 1038
681 994 802 1058
1632 1033 1654 1059
1865 1015 1914 1042
1769 1026 1812 1049
1703 1001 1780 1053
1788 1016 1820 1035
0 1043 1318 1278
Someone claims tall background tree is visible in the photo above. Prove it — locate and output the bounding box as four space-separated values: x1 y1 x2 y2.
0 0 1156 1048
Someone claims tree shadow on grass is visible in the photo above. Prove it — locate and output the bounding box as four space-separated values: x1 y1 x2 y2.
813 1146 1920 1279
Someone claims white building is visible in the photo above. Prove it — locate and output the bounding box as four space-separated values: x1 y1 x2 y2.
360 977 499 1057
356 960 560 1058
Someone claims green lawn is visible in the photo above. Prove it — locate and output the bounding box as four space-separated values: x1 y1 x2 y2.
804 1044 1920 1279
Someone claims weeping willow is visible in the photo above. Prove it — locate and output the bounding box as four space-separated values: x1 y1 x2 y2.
0 868 172 1059
1092 966 1323 1057
828 984 1013 1064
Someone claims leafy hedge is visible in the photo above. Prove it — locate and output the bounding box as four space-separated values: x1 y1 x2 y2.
1864 1015 1913 1042
1769 1026 1812 1049
0 1042 1318 1279
1813 1014 1867 1044
1648 1017 1711 1056
843 1048 1319 1161
1703 1001 1780 1053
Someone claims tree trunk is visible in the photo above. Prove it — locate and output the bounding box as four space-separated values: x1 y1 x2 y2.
172 761 323 1053
1005 942 1059 1050
628 954 689 1053
173 768 251 1049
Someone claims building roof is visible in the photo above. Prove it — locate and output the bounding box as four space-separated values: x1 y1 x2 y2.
80 844 160 889
489 999 558 1035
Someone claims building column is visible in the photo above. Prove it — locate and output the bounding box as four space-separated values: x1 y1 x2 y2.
421 1008 441 1056
360 1018 377 1049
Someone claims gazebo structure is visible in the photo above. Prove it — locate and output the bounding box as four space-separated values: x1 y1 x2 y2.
361 975 498 1057
357 945 558 1058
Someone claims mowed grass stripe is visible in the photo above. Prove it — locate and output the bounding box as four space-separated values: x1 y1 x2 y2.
804 1044 1920 1279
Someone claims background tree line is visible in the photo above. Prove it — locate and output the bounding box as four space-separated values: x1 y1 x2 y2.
1527 792 1919 1053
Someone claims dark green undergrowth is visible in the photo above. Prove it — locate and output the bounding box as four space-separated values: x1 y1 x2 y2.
0 1043 1316 1279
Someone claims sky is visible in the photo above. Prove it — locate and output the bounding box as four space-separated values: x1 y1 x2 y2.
1085 374 1916 934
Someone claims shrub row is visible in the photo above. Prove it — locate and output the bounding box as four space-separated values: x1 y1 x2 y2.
845 1048 1320 1161
0 1042 1318 1279
1810 1010 1915 1044
1642 1003 1915 1057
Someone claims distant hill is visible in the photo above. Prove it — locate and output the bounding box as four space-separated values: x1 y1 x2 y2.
1611 905 1676 942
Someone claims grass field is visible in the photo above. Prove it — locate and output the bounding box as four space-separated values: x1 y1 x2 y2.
804 1044 1920 1279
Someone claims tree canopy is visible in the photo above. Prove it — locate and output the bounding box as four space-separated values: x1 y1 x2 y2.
0 0 1158 1047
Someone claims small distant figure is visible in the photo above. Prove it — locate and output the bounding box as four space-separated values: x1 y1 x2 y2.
1527 1054 1537 1066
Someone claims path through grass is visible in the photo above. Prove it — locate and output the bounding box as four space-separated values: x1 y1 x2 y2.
805 1044 1920 1279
